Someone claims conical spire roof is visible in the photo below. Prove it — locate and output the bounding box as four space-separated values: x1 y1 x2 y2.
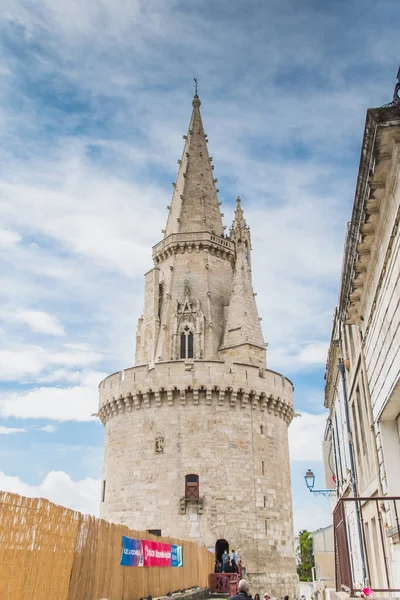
164 95 224 236
221 197 265 353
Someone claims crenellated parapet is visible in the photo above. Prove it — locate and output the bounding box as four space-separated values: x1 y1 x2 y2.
98 386 293 425
152 231 235 265
98 360 294 425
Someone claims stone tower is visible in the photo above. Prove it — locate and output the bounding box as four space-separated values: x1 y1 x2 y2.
98 94 297 596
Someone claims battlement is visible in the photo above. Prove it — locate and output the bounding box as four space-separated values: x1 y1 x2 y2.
152 231 235 265
98 360 294 425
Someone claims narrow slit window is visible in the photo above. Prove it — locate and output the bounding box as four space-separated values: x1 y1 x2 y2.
188 332 194 358
262 461 265 475
102 480 106 502
180 333 186 359
260 424 264 435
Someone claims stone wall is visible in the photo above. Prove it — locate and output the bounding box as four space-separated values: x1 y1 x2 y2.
99 360 297 597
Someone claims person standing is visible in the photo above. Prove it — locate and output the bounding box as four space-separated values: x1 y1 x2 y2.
224 560 233 573
229 579 251 600
222 549 230 567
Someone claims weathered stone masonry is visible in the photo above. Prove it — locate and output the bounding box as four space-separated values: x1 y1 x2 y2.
99 93 298 597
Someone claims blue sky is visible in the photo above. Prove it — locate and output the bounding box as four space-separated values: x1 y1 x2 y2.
0 0 398 533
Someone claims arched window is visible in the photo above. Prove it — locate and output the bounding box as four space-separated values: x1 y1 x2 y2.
180 332 186 358
180 326 194 359
185 474 199 499
188 332 194 358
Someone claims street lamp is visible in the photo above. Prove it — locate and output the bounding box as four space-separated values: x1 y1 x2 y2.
305 469 316 490
304 469 336 499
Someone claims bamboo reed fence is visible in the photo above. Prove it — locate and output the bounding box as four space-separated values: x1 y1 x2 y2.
0 491 214 600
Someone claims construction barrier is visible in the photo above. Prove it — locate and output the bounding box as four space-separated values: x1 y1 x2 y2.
0 491 214 600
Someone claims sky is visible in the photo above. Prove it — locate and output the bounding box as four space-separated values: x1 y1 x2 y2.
0 0 398 536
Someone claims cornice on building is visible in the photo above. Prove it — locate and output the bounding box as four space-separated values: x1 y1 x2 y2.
338 105 400 325
324 336 340 409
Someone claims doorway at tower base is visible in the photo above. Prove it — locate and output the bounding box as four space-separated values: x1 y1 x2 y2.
215 538 229 561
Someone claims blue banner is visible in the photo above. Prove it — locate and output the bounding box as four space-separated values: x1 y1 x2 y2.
120 536 143 567
171 544 183 567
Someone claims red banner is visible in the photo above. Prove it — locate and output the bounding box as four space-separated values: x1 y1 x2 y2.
142 540 172 567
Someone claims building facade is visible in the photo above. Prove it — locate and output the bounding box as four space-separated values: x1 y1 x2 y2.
98 94 298 596
323 82 400 592
311 525 335 600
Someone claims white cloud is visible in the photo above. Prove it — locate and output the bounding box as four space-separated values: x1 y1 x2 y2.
0 470 100 515
0 164 161 279
0 368 106 422
298 342 329 365
266 341 330 373
39 425 57 433
0 384 99 422
37 368 108 386
79 370 109 388
0 348 45 379
0 426 27 435
0 229 21 246
13 309 65 336
289 411 327 462
36 368 84 384
0 345 103 381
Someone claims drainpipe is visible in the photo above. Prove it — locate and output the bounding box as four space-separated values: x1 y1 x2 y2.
328 418 341 499
338 359 367 584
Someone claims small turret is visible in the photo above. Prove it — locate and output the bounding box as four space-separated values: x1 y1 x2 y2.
220 197 266 367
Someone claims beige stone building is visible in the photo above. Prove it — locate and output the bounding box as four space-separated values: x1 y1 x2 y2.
323 75 400 594
98 93 297 596
311 525 335 600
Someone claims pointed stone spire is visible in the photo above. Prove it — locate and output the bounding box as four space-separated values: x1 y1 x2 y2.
164 95 224 236
220 197 266 366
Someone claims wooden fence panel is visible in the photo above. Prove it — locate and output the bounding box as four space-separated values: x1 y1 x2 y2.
0 492 80 600
69 520 214 600
0 492 214 600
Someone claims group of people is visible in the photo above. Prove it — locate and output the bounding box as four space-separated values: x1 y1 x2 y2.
214 548 240 574
229 579 290 600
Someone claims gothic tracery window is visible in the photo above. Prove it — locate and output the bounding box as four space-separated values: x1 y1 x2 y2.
180 326 194 359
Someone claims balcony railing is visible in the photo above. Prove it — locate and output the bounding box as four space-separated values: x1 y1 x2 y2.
333 496 400 595
209 573 239 595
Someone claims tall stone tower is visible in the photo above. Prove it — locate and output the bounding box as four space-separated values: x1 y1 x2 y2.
99 94 297 596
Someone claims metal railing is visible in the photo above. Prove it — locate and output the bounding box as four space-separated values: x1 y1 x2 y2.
333 496 400 594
